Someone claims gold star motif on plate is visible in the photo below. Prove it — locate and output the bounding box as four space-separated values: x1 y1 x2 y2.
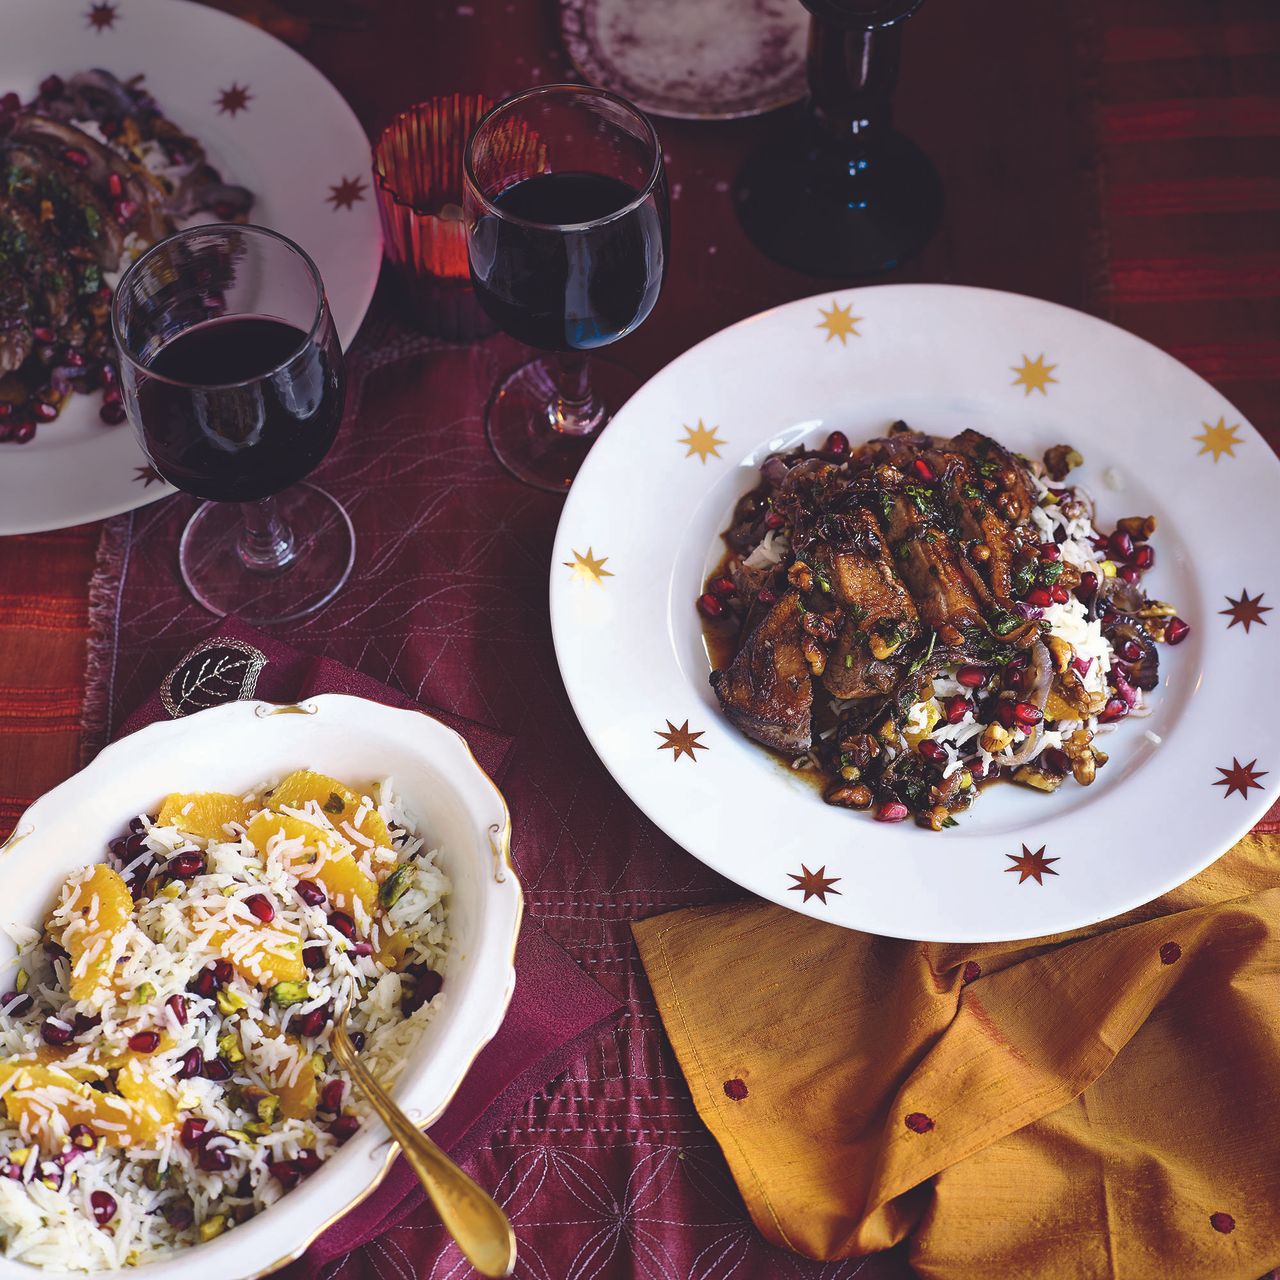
679 419 725 464
1213 757 1267 799
326 176 367 211
1221 589 1271 633
133 464 164 488
1194 417 1242 463
563 547 613 586
1005 844 1059 885
816 300 862 345
655 719 707 762
1011 354 1058 396
85 1 118 30
216 84 252 117
788 864 842 904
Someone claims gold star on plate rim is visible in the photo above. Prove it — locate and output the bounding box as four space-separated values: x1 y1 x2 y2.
1213 758 1267 799
326 176 366 211
788 864 842 904
132 465 164 488
216 84 252 116
1005 844 1059 885
655 719 707 763
1194 417 1242 463
816 300 862 345
85 1 118 30
563 547 613 586
679 419 725 464
1011 354 1058 396
1221 589 1271 633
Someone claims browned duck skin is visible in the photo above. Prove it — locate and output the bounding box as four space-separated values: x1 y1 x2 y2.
710 590 815 753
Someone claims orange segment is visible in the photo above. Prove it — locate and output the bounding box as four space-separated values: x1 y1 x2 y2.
201 919 305 987
247 810 379 917
47 865 132 1002
268 770 392 849
245 1024 317 1119
116 1058 178 1141
157 792 251 839
245 810 343 858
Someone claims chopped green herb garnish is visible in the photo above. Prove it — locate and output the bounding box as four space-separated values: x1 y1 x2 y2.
904 483 934 515
906 629 938 677
963 482 983 502
942 816 959 829
844 654 854 669
1012 563 1036 597
847 604 867 624
990 609 1020 637
1040 561 1063 586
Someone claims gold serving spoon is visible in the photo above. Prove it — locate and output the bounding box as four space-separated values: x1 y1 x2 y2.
331 1016 516 1278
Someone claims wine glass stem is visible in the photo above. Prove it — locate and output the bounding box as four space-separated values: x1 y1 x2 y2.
546 351 608 438
237 495 297 574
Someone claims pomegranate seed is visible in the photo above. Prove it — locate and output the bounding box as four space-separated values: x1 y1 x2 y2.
212 959 233 985
128 1031 160 1054
176 1047 203 1079
62 147 90 169
1 1164 19 1180
328 912 355 939
198 1144 230 1172
1165 616 1190 645
166 851 203 878
1118 639 1141 662
1025 586 1052 608
112 198 138 224
268 1159 300 1190
0 92 19 113
824 430 849 457
166 994 187 1026
351 941 374 957
164 1204 193 1230
1050 585 1069 604
1041 747 1070 775
763 511 785 530
298 1006 330 1037
709 575 736 599
70 1124 96 1149
33 401 58 422
1071 655 1093 676
1076 572 1098 601
1114 671 1139 708
32 326 55 343
244 893 275 924
102 385 122 406
1038 543 1060 562
99 402 127 426
302 943 327 970
188 969 217 999
319 1079 345 1112
1108 531 1133 560
1 991 32 1017
756 587 778 607
108 836 128 860
40 74 64 96
1118 564 1140 584
87 1188 117 1226
956 665 986 688
992 701 1017 729
203 1057 232 1082
295 880 326 907
40 1020 72 1046
1013 702 1043 728
697 592 725 620
180 1118 208 1149
942 695 970 724
293 1149 321 1176
349 1032 365 1052
1133 545 1155 570
910 457 935 483
331 1114 360 1144
917 740 947 766
73 1013 100 1036
874 801 910 823
1099 698 1129 723
414 969 444 1002
107 172 123 199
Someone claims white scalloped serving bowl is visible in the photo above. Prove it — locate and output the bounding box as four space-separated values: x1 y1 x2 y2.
0 694 522 1279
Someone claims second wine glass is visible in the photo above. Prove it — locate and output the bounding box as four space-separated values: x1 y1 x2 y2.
464 84 669 492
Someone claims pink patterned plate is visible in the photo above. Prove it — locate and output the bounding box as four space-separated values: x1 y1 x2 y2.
559 0 808 121
0 0 382 534
551 285 1280 942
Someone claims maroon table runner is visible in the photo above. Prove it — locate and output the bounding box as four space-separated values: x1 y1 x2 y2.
76 0 1280 1274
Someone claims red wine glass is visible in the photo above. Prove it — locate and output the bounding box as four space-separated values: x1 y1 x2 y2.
112 224 354 625
463 84 669 493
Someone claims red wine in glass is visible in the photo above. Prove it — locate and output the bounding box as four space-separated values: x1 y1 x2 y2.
137 315 343 503
469 171 664 351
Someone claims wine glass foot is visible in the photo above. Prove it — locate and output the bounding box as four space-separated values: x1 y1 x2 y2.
485 356 642 493
733 126 943 276
178 483 356 626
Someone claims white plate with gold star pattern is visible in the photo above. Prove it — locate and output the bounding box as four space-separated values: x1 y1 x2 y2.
550 284 1280 942
0 0 381 534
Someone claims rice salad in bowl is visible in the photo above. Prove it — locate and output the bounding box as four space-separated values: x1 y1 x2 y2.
0 769 450 1270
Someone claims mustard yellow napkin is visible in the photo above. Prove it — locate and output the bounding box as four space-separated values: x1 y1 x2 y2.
633 835 1280 1279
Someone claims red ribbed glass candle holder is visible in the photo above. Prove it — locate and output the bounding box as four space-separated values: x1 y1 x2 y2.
373 95 496 339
